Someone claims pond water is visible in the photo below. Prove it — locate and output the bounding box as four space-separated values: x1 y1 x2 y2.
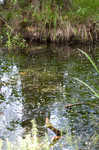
0 45 99 150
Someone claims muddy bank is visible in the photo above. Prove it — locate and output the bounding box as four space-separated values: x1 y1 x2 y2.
0 14 99 47
22 21 99 45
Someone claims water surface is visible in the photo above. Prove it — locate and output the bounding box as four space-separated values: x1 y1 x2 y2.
0 45 99 150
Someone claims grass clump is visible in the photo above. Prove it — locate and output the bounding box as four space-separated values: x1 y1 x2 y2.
32 1 61 29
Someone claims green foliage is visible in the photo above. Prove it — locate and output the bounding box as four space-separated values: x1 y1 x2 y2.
6 31 12 49
32 1 60 29
68 0 99 21
0 0 99 47
5 31 28 50
11 0 17 5
0 35 3 45
31 0 99 27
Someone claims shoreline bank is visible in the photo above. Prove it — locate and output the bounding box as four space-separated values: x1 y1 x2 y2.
22 21 99 45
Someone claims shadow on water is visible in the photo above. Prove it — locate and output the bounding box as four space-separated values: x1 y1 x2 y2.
0 44 99 149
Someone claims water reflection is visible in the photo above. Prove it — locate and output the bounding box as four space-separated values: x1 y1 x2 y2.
0 58 23 146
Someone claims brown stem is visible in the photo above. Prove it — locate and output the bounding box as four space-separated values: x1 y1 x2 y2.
0 16 13 32
46 117 61 136
46 117 62 145
65 102 86 108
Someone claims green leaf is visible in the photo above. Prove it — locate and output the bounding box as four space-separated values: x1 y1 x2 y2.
78 49 99 74
74 77 99 98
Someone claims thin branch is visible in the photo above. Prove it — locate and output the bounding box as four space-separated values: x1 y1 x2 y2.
46 117 62 145
65 102 86 108
0 15 13 32
46 117 61 136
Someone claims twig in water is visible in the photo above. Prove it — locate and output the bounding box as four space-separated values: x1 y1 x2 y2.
65 102 86 108
45 117 62 144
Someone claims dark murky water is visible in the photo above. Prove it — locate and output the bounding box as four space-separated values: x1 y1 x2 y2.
0 45 99 150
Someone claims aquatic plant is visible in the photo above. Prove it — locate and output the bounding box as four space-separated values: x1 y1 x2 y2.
78 49 99 74
74 49 99 98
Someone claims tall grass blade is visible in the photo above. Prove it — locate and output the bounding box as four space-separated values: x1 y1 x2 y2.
78 48 99 74
74 77 99 98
